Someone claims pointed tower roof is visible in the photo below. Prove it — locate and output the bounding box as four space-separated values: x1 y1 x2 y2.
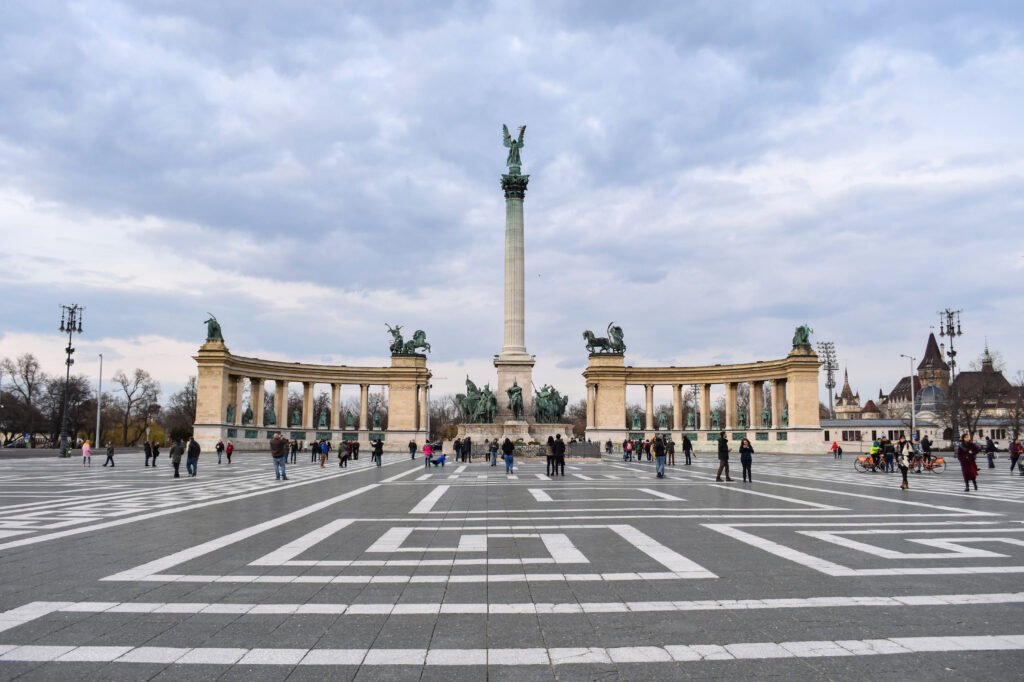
981 340 994 369
838 368 856 400
918 333 949 371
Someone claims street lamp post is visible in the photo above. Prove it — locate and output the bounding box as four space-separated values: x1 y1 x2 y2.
817 341 838 419
95 353 103 446
690 384 700 429
939 309 963 443
57 304 84 456
900 354 916 439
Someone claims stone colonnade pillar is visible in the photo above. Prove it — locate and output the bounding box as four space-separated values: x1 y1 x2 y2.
772 379 786 428
358 384 369 430
302 382 314 429
645 384 654 430
330 384 341 430
725 382 737 429
419 384 428 431
275 380 287 428
672 385 683 431
250 378 264 427
233 376 245 425
586 385 596 429
751 381 764 429
700 384 711 430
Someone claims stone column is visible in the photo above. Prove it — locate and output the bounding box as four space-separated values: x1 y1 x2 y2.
725 382 737 429
250 378 264 427
645 385 654 430
751 381 764 430
419 384 428 431
586 385 596 429
672 385 683 432
330 383 341 430
302 382 314 429
234 376 245 425
700 384 712 430
358 384 369 431
500 171 529 355
275 380 287 429
772 379 786 428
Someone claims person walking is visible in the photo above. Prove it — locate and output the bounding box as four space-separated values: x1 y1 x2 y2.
545 436 555 476
553 434 566 476
501 438 515 474
683 435 693 465
453 438 463 464
831 440 839 459
270 433 289 480
289 440 297 464
311 441 318 463
339 441 349 468
408 439 417 460
320 440 328 468
216 439 225 464
957 433 980 492
653 435 667 478
645 439 652 462
1009 437 1022 474
667 438 675 466
103 441 115 467
151 441 160 466
225 441 233 464
738 438 754 482
423 441 433 467
896 439 911 490
985 436 997 468
489 439 499 466
169 439 184 478
353 441 360 461
715 431 732 482
186 436 200 477
81 440 91 467
143 440 153 467
605 439 613 455
623 439 632 462
372 438 383 467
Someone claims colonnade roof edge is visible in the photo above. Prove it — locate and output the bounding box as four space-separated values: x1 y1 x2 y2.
582 351 820 384
193 343 430 383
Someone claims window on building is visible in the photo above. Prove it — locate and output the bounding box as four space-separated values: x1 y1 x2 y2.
824 430 830 442
871 430 877 441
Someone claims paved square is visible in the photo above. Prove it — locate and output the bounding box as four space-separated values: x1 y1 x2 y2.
0 451 1022 679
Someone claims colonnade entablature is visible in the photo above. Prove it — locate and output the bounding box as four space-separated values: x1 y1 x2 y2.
192 339 430 451
583 345 821 454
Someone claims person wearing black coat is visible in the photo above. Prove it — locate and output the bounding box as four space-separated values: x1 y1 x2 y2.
654 436 667 478
715 432 732 482
553 434 566 476
682 435 693 465
372 439 384 467
739 438 754 482
186 437 201 477
144 440 153 467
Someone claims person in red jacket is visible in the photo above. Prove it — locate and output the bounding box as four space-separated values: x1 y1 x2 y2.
225 441 234 464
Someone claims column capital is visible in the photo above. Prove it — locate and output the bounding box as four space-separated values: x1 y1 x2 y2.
501 173 530 199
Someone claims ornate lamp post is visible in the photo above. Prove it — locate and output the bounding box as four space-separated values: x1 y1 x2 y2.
58 304 84 455
816 341 838 419
939 309 962 442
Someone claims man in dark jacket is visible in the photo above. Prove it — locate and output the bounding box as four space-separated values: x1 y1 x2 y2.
464 436 473 463
654 436 667 478
683 435 693 465
186 436 200 477
144 440 153 467
716 431 732 482
553 434 566 476
372 438 384 467
985 437 997 468
270 433 289 480
169 439 185 478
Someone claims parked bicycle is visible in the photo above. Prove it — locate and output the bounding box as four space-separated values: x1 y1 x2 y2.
911 454 946 473
854 454 887 473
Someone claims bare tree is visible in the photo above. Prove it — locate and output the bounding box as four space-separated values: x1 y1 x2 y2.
40 375 92 444
1 354 48 441
428 394 459 441
111 369 161 445
312 393 331 428
1003 371 1024 440
163 376 197 442
566 399 587 437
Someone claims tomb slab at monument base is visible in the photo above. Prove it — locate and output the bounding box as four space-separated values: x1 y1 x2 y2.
456 421 572 444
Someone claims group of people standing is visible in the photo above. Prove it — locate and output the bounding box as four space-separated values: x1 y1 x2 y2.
618 435 697 469
545 434 567 476
716 432 755 483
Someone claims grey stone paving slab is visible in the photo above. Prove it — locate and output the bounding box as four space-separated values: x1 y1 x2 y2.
1 452 1023 679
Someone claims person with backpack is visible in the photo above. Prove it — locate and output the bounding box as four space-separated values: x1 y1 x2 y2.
553 434 566 476
372 438 384 467
653 435 667 478
269 433 288 480
102 441 115 467
623 439 633 462
831 440 840 459
715 431 732 482
501 438 515 474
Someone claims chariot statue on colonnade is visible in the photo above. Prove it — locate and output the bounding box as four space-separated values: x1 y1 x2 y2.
583 322 626 354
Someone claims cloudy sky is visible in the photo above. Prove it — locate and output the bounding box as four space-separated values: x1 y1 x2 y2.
1 1 1022 408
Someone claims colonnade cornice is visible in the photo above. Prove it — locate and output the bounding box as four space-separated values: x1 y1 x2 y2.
193 352 430 385
583 355 819 386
